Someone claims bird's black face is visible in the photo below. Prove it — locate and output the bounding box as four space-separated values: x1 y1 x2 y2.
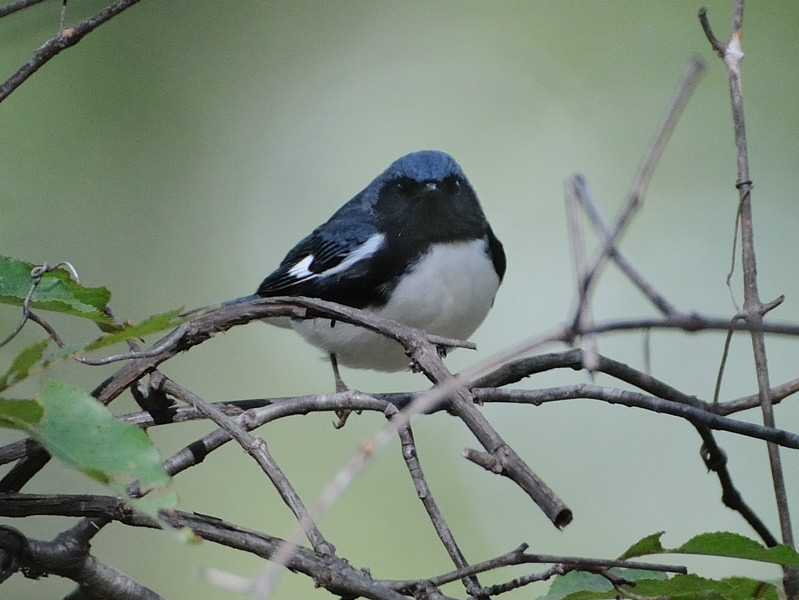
375 174 488 247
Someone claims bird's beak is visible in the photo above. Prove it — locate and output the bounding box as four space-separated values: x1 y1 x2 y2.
419 181 443 198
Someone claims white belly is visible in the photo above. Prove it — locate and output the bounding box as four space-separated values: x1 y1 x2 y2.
291 239 501 371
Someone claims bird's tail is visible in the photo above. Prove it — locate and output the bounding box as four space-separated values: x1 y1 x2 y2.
180 294 259 317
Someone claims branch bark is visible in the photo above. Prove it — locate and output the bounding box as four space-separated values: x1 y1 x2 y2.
0 0 144 103
699 4 797 597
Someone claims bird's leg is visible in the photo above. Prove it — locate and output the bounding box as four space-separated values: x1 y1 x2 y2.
330 353 356 428
409 346 448 372
330 353 348 393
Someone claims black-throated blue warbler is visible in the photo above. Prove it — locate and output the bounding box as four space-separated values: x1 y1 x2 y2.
252 150 505 387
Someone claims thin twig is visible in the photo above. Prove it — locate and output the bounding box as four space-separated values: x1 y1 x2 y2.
712 318 739 404
154 375 333 555
698 8 725 56
0 0 143 103
395 420 482 596
0 494 686 600
248 322 571 598
717 377 799 416
395 422 480 596
0 0 48 19
699 6 796 597
157 392 389 480
471 386 799 449
0 261 78 348
697 427 778 546
576 56 706 316
0 500 407 600
565 174 600 371
386 543 685 593
0 522 165 599
570 174 681 318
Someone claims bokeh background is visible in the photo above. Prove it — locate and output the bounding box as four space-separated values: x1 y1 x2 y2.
2 1 798 598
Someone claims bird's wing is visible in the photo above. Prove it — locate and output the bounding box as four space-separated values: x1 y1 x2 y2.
256 197 386 299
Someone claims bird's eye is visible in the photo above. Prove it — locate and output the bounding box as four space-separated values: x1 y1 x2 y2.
444 178 461 196
396 181 406 195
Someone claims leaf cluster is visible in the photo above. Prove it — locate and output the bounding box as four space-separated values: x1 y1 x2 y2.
0 256 181 515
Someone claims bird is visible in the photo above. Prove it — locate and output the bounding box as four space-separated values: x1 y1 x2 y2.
252 150 505 390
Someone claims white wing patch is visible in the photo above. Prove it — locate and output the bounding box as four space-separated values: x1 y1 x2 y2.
323 233 385 277
286 233 385 282
288 254 315 279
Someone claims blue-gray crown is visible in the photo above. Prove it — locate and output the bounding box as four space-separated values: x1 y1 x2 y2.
383 150 464 182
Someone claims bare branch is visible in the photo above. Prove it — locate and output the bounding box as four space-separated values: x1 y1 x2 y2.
396 420 483 596
0 494 686 600
472 386 799 449
699 5 796 595
569 175 682 318
0 503 407 600
565 174 600 371
0 523 163 599
718 377 799 416
0 0 143 103
575 56 705 320
0 0 48 19
153 375 333 554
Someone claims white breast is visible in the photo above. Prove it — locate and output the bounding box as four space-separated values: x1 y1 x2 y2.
291 238 501 371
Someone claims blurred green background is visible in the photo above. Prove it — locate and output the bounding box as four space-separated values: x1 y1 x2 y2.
2 1 798 598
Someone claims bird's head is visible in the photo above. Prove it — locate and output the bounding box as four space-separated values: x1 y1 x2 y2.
372 151 489 245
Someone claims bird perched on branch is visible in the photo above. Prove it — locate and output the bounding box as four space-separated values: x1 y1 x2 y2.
254 150 505 389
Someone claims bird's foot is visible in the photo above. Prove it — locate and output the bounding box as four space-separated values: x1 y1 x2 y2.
409 346 449 372
330 354 361 428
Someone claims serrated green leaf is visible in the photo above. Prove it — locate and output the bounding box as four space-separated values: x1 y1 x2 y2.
620 531 799 568
82 309 185 352
619 531 666 559
538 570 613 600
539 569 666 600
21 382 173 515
0 339 49 391
545 584 619 600
719 577 779 600
0 398 44 428
678 532 799 568
556 587 616 600
549 573 777 600
625 574 778 600
0 256 112 324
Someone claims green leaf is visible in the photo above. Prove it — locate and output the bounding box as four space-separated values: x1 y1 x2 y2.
625 574 778 600
82 309 185 352
0 256 112 324
22 382 173 515
540 569 667 600
678 532 799 568
538 571 613 600
620 531 799 568
545 573 777 600
0 339 49 391
544 533 787 600
619 531 666 559
0 398 44 428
